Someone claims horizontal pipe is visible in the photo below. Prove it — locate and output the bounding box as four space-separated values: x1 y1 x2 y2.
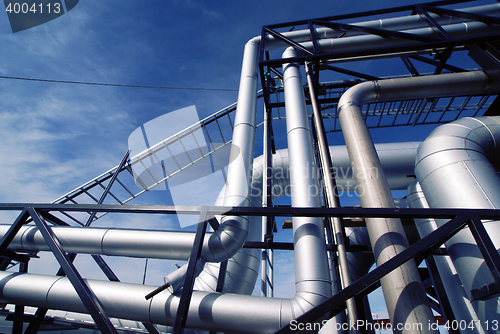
0 225 203 260
0 142 418 259
0 271 287 334
262 4 500 52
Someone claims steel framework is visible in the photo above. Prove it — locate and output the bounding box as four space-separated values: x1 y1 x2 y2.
2 0 500 333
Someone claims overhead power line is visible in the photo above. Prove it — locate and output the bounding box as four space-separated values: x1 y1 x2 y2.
0 75 238 92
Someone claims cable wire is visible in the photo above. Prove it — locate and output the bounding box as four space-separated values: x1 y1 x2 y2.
0 75 238 91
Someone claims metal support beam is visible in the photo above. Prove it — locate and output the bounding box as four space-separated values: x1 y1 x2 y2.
401 56 420 77
409 54 465 73
0 210 31 270
264 28 314 56
325 64 379 81
413 5 451 40
12 262 28 334
24 308 47 334
0 210 29 255
306 62 360 332
27 208 118 334
273 215 471 334
468 218 500 283
424 256 459 334
91 254 120 282
172 213 211 334
433 47 452 75
216 260 228 292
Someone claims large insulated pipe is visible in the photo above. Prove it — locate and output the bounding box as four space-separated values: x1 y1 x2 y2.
336 71 500 333
414 116 500 334
281 45 333 321
338 77 436 334
406 181 485 334
200 37 260 264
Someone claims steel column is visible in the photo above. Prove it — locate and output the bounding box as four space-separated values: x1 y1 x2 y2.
172 213 211 334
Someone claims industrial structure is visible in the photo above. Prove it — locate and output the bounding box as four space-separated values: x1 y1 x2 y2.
1 0 500 333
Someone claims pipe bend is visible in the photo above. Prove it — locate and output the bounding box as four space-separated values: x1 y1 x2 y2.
337 80 378 114
200 36 261 264
415 116 500 181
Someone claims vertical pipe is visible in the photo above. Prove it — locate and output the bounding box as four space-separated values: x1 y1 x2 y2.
305 62 360 333
200 37 260 263
337 84 437 334
282 47 332 311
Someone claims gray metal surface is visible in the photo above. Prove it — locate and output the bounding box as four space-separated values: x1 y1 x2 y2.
415 116 500 334
337 71 437 334
281 46 332 314
406 181 485 334
306 60 359 332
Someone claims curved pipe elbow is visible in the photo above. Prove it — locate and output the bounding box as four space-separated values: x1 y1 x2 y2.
415 116 500 211
337 80 378 114
198 36 260 265
415 116 500 183
201 217 249 263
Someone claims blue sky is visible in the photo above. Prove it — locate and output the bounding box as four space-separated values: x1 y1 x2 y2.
0 0 494 328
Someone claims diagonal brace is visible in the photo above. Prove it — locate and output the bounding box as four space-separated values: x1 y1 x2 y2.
172 213 212 334
85 150 130 227
27 208 118 334
469 218 500 283
273 215 470 334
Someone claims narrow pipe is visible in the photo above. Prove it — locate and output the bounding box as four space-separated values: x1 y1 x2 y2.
305 61 359 333
261 105 269 297
414 116 500 334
